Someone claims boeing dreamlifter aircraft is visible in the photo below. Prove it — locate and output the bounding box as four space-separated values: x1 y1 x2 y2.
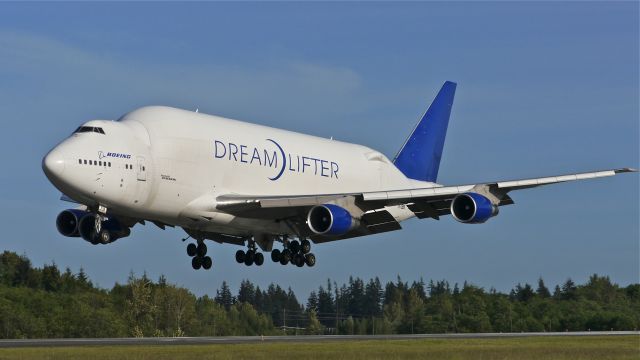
43 81 636 270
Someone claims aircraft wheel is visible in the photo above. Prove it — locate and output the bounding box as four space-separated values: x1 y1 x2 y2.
280 251 290 265
89 230 100 245
271 249 281 262
244 251 255 266
187 243 197 257
301 239 311 254
254 253 264 266
99 230 111 244
202 256 212 270
289 240 300 253
192 256 202 270
304 253 316 267
294 253 305 267
235 250 246 264
197 242 208 257
281 249 292 264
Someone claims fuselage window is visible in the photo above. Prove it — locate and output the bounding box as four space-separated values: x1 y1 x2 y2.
89 160 93 165
108 162 111 167
78 159 82 164
99 161 102 166
84 160 87 165
143 166 145 171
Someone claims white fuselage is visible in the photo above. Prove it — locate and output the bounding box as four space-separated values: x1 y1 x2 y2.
43 106 427 237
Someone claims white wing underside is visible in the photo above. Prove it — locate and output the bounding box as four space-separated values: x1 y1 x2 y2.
217 168 636 210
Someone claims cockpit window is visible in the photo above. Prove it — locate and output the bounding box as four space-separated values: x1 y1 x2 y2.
74 126 105 134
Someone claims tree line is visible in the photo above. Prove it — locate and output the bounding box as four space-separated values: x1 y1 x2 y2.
0 250 638 338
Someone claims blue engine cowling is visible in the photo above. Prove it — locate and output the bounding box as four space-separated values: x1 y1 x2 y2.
450 193 499 224
307 204 356 236
56 209 91 237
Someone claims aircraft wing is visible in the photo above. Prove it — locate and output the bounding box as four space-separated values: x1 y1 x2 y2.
215 167 636 241
362 168 636 202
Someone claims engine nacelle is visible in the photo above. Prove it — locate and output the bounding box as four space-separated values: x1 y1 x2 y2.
56 209 91 237
450 193 499 224
78 214 130 244
307 204 357 236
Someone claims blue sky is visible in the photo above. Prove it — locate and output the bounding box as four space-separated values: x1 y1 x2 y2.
0 2 637 299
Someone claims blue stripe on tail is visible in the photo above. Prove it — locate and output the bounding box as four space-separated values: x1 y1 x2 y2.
393 81 457 183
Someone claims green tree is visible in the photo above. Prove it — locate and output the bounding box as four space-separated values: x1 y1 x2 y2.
215 281 234 310
536 278 551 298
125 273 156 336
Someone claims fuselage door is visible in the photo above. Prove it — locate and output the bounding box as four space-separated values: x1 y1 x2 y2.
137 156 146 181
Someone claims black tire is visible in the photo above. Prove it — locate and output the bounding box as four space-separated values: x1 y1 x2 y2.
280 256 289 265
294 253 305 267
202 256 212 270
235 250 245 263
254 253 264 266
301 239 311 254
282 249 292 263
192 256 202 270
187 243 197 257
244 252 254 266
197 242 208 257
289 240 300 253
89 230 100 245
99 230 111 244
271 249 281 262
305 253 316 267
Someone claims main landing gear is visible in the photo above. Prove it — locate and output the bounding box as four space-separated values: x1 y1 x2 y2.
182 234 315 270
186 241 212 270
271 238 315 268
235 239 264 267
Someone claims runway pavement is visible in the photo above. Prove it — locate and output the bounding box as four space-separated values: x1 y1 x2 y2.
0 331 637 348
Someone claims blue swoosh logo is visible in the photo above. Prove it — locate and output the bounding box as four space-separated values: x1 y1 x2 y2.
266 138 286 181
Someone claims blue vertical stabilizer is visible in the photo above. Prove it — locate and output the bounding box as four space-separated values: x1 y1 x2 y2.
393 81 456 183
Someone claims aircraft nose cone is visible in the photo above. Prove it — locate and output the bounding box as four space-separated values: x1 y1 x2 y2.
42 148 66 182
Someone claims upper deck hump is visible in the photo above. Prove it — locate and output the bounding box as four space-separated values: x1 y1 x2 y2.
118 106 376 155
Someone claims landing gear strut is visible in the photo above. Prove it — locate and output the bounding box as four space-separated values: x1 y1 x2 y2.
270 237 315 268
235 239 264 267
92 206 111 245
186 240 212 270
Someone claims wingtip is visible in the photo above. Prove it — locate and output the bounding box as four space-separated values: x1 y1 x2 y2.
615 167 638 173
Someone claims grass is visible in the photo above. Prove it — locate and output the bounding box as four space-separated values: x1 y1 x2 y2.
0 335 638 360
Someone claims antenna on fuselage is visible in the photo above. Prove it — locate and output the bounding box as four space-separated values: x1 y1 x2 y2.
195 108 199 113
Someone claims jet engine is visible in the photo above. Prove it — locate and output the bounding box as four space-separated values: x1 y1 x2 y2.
450 193 499 224
78 214 130 244
307 204 358 236
56 209 90 237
